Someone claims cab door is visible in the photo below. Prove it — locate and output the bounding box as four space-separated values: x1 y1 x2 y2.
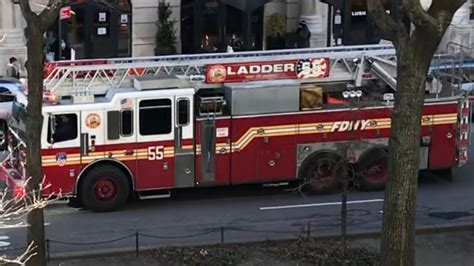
80 110 106 164
41 111 82 194
174 96 195 188
135 97 175 190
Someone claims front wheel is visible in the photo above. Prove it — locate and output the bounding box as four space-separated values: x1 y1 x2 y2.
79 165 130 212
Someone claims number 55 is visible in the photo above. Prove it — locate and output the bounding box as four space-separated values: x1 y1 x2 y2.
148 146 164 160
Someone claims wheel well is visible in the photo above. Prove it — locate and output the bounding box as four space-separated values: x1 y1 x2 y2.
298 150 342 179
357 146 388 164
75 160 134 196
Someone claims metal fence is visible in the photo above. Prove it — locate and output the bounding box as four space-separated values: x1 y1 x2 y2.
40 223 321 261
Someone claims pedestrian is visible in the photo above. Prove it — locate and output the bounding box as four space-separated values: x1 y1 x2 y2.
60 40 71 60
228 34 243 52
5 57 20 79
46 31 59 61
425 75 442 94
296 21 311 48
226 43 234 53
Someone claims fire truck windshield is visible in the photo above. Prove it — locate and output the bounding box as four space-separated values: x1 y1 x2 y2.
8 100 27 142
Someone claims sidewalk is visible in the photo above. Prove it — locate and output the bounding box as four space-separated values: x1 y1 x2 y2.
354 231 474 266
47 230 474 266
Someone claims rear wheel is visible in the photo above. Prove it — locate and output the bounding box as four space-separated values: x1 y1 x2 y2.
299 152 342 193
356 148 388 191
79 165 130 212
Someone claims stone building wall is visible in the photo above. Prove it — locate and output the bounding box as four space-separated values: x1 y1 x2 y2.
131 0 181 57
0 0 26 76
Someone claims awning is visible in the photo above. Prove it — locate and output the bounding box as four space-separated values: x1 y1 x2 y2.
220 0 271 12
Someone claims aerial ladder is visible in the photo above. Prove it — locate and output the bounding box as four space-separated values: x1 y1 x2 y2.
43 44 399 96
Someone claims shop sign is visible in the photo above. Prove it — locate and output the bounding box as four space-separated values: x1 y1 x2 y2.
60 6 72 20
205 58 330 83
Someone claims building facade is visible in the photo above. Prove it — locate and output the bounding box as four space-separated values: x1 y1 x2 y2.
0 0 472 75
132 0 329 56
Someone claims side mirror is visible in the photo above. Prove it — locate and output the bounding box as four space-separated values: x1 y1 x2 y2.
0 120 6 148
49 114 56 144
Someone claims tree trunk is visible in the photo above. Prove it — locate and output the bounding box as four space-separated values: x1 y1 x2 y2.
380 30 441 265
24 25 46 266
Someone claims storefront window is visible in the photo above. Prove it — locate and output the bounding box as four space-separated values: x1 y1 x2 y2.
181 0 266 54
201 0 219 52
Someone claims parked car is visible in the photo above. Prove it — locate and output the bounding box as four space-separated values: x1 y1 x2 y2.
0 77 27 149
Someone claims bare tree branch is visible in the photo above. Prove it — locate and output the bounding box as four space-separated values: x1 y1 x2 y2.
402 0 438 28
0 241 37 265
0 172 59 265
0 179 60 221
19 0 61 32
367 0 407 42
18 0 37 25
426 0 467 36
428 0 467 17
38 0 61 32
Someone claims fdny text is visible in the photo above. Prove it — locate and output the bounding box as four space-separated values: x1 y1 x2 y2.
330 120 373 132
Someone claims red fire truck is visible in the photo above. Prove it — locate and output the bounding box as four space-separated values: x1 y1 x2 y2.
1 45 470 211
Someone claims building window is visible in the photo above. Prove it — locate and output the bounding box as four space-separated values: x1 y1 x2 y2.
139 99 172 135
47 114 78 143
120 109 133 136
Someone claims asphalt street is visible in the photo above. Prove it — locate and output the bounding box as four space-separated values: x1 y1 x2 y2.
1 133 474 257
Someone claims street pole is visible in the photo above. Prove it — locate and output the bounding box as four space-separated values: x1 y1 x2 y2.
58 12 62 60
326 5 332 47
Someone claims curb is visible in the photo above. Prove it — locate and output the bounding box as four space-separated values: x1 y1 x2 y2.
47 222 474 262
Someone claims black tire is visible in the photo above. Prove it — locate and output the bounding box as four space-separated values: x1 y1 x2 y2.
356 148 388 191
299 152 341 194
79 165 130 212
67 197 83 208
431 168 453 181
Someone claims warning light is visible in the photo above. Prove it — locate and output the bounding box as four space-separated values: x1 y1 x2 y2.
13 185 26 199
43 91 61 105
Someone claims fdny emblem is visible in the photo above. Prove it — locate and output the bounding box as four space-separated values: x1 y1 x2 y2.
56 153 67 167
206 65 227 83
85 113 101 129
316 124 325 131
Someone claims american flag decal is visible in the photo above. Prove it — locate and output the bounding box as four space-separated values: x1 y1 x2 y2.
121 98 133 109
296 58 329 79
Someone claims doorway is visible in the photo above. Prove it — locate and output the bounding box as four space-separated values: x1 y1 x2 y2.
48 0 132 60
181 0 266 54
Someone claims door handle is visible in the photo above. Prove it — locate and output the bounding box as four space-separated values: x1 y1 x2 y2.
176 126 182 149
80 133 89 156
